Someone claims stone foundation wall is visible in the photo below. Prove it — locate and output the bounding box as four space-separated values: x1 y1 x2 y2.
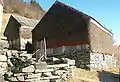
90 53 116 70
47 44 90 69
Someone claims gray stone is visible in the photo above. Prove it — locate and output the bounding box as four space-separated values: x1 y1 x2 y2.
25 78 39 82
0 62 7 68
0 68 7 75
34 62 47 70
39 80 50 82
8 77 18 81
53 70 67 76
22 65 35 73
0 55 7 61
35 69 54 73
64 58 75 66
42 72 52 77
17 76 24 81
6 50 12 58
53 57 60 61
27 73 42 79
61 73 68 81
0 74 5 82
20 53 33 59
7 59 13 67
50 79 62 82
6 71 13 77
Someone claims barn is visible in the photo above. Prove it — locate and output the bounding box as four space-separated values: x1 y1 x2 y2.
32 1 116 69
4 15 38 50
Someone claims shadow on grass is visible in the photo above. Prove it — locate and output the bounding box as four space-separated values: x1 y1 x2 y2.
98 70 120 82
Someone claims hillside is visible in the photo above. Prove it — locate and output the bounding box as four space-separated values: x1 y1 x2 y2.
3 0 45 19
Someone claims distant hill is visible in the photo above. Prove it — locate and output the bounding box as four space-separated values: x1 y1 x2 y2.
3 0 45 19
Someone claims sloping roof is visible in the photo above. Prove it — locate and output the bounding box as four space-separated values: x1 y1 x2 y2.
32 1 113 36
12 15 39 27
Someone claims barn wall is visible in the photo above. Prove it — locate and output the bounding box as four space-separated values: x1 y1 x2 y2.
88 20 114 54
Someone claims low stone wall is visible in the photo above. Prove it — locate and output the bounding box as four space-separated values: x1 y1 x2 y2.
90 53 116 70
0 50 75 82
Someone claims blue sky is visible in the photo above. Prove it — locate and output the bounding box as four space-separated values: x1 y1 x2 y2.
24 0 120 43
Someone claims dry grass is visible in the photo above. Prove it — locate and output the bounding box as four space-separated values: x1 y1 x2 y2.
68 68 99 82
68 45 120 82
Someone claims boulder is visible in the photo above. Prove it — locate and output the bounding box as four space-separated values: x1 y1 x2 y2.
22 65 35 73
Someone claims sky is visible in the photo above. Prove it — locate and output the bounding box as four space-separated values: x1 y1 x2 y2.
24 0 120 43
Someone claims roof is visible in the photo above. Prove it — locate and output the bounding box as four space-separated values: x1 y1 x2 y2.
32 1 113 36
12 15 39 27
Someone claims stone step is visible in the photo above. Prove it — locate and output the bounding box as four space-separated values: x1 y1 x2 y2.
35 69 54 73
39 76 60 80
47 64 69 68
25 76 60 81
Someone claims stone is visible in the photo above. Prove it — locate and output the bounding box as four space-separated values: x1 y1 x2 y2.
50 79 61 82
47 64 69 69
34 62 47 70
7 59 13 67
0 55 7 61
5 71 13 77
39 80 50 82
0 62 7 68
16 76 24 81
61 73 68 81
42 72 52 77
0 68 7 75
20 53 33 59
53 70 67 76
22 65 35 73
8 77 18 81
53 57 60 61
27 73 42 79
14 73 27 77
25 78 38 82
0 74 5 82
39 76 60 80
64 58 75 66
35 69 54 73
6 50 12 58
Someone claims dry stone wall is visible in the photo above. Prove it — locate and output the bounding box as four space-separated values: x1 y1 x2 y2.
90 53 116 70
0 49 75 82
